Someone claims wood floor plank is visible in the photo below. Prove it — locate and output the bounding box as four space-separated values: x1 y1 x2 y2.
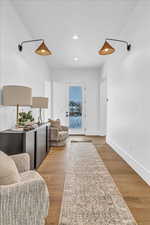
38 136 150 225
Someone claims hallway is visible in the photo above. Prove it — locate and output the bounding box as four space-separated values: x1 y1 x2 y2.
38 136 150 225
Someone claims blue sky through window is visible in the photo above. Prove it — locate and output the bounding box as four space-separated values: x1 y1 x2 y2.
69 86 82 103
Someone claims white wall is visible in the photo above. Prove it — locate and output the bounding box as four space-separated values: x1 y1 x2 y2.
106 1 150 185
52 68 102 135
52 81 67 126
99 72 107 136
0 1 51 130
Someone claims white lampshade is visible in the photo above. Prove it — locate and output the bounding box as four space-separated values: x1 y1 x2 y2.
32 97 48 109
3 85 32 106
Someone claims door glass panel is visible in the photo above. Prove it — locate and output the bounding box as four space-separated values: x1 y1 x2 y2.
69 86 82 129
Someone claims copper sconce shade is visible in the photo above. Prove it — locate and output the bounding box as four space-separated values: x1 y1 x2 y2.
98 38 131 55
18 39 52 56
35 41 52 56
98 41 115 55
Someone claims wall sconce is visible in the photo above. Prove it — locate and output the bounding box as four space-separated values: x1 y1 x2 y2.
18 39 52 56
98 38 131 55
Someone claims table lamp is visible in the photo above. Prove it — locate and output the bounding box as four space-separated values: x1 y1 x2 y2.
3 85 32 127
32 97 48 124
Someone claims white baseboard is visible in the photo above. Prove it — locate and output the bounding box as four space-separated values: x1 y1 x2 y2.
85 131 100 136
107 136 150 186
99 131 106 136
85 130 105 136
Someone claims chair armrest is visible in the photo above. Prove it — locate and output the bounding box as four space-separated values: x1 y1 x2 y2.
61 125 69 131
10 153 30 173
0 171 49 224
49 127 59 141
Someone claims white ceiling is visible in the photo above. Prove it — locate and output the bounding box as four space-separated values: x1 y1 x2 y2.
12 0 138 69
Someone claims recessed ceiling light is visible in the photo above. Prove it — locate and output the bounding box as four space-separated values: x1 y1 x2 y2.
74 57 79 61
72 35 79 40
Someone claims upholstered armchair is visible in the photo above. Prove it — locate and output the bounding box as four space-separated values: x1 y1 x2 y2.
0 153 49 225
49 125 69 146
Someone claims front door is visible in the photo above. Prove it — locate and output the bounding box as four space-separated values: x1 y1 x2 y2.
66 84 85 135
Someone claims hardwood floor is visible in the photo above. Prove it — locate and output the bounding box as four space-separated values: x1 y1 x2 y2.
38 136 150 225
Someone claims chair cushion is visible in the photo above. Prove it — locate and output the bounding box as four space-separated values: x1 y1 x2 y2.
58 131 69 141
49 119 62 131
0 151 20 185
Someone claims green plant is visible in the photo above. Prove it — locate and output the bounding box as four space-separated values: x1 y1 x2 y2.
18 111 34 126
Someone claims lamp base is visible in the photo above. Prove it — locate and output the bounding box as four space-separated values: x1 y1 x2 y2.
38 108 42 124
16 104 19 127
38 119 42 125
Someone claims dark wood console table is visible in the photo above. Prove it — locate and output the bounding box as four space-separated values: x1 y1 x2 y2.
0 123 50 169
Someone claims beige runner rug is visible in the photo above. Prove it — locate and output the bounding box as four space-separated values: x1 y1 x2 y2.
59 142 137 225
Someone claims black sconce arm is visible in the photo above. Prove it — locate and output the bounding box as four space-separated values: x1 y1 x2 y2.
18 39 44 52
105 38 131 51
